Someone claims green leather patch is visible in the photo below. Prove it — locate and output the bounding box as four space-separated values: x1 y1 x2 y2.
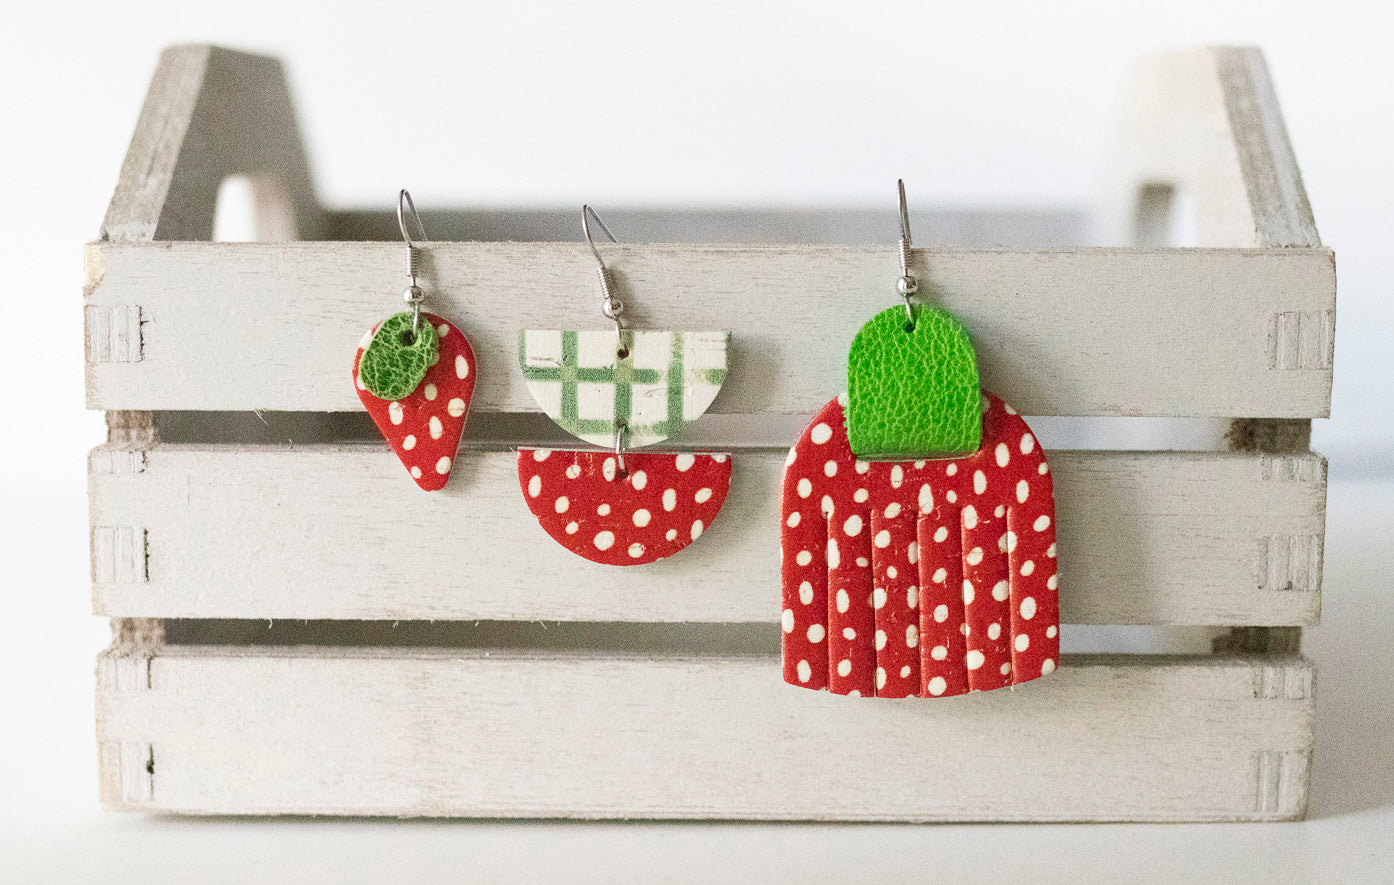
845 306 981 458
358 312 439 400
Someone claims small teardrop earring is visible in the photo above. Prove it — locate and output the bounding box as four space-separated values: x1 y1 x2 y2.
353 190 477 490
515 206 732 566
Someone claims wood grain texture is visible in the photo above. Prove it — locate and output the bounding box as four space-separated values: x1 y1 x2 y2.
89 444 1325 625
94 646 1313 820
83 242 1335 418
100 44 321 242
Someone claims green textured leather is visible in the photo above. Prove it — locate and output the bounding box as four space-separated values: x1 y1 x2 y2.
358 312 439 400
845 306 981 458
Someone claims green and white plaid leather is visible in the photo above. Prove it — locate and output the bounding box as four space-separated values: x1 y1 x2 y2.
519 329 729 448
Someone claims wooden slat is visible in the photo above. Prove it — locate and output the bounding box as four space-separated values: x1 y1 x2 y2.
95 646 1312 820
100 44 321 242
83 242 1335 418
89 444 1325 625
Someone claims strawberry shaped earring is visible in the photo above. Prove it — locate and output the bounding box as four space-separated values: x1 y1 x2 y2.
781 181 1061 698
517 206 731 565
353 190 477 490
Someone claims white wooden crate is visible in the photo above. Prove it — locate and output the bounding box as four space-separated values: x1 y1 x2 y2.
88 44 1333 820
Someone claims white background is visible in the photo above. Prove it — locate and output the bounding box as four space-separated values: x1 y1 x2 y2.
1 1 1392 882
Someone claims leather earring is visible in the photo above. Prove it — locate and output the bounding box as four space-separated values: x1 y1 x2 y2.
780 181 1061 698
353 190 477 490
516 207 732 565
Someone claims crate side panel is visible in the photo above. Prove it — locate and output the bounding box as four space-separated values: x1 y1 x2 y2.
90 445 1325 625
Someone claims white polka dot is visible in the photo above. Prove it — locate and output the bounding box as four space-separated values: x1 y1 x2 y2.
962 580 975 604
435 456 452 474
946 490 958 503
827 539 840 568
527 475 542 497
674 453 695 472
1021 560 1035 576
810 423 833 444
1047 574 1059 590
1020 596 1037 620
1021 433 1036 454
966 546 983 565
843 627 856 640
388 401 404 425
947 463 958 476
602 458 617 482
786 511 801 528
1016 480 1029 503
695 487 713 504
823 460 838 478
785 447 798 466
797 660 812 683
918 484 934 513
1038 462 1049 475
1000 662 1012 676
410 466 422 478
455 354 469 379
796 550 813 566
597 503 611 516
691 520 705 540
1047 542 1057 558
886 566 897 579
992 580 1009 602
907 542 918 565
900 665 912 679
854 460 870 474
626 542 645 559
875 630 887 650
796 478 812 498
875 667 887 690
906 625 919 648
884 502 901 519
423 383 438 401
843 515 863 536
974 470 987 494
665 528 678 541
593 531 615 551
853 488 869 503
448 397 466 417
799 581 814 605
555 496 570 514
663 489 677 511
402 435 417 451
932 567 947 584
995 504 1005 518
868 529 888 549
566 521 579 534
934 526 949 543
890 465 904 488
429 416 443 439
1003 531 1019 553
807 623 825 643
995 442 1009 467
821 495 835 517
566 464 582 479
1034 515 1052 532
1015 633 1030 652
630 470 647 490
933 604 948 623
1046 625 1058 639
873 588 887 609
532 449 551 462
837 659 852 677
967 650 985 670
963 505 978 529
987 622 1001 640
437 322 450 337
1041 658 1056 676
928 676 947 696
632 508 650 527
931 645 948 661
836 589 850 613
847 689 860 697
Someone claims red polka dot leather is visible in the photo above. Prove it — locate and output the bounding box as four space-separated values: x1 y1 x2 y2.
518 449 731 566
354 313 476 492
781 393 1060 698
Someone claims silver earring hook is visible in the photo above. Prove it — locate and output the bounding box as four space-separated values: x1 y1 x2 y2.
582 205 625 340
896 179 919 329
398 189 429 334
